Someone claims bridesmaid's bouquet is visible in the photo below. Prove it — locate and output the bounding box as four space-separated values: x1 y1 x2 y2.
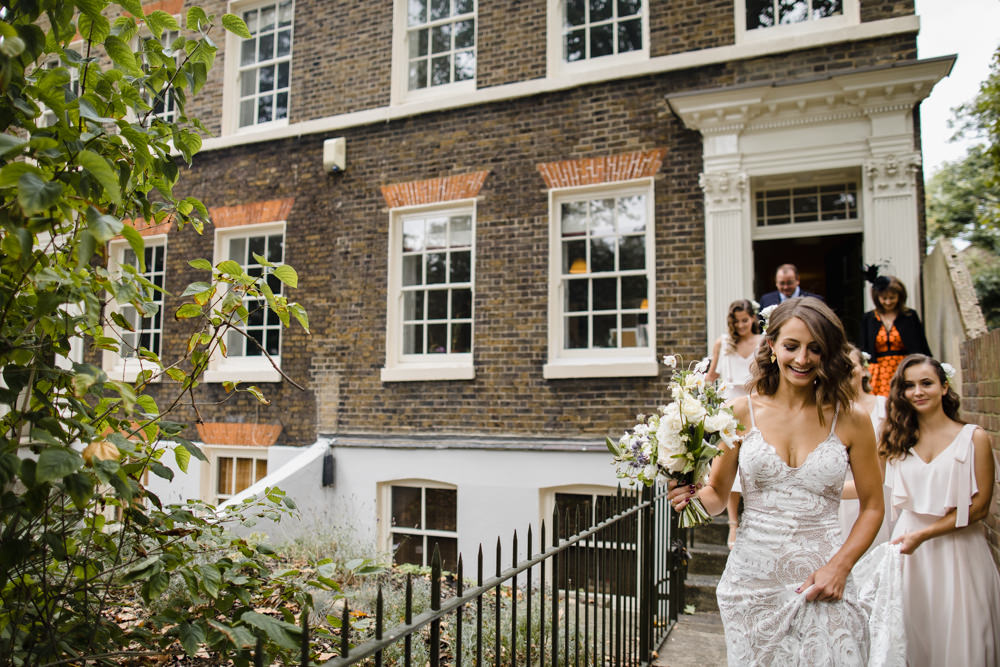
606 355 741 527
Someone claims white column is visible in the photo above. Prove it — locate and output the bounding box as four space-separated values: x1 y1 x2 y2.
862 152 923 313
701 170 751 347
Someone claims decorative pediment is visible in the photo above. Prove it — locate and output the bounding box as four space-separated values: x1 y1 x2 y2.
667 57 955 135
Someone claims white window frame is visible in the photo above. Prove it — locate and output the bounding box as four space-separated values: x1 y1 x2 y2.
544 179 658 379
377 479 458 569
102 235 167 383
546 0 649 79
750 169 863 241
38 44 82 128
390 0 477 106
221 0 293 136
382 200 476 382
147 27 182 125
201 444 269 504
734 0 859 45
203 221 286 384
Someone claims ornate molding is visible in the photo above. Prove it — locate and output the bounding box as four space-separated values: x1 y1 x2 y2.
864 154 922 194
699 171 748 211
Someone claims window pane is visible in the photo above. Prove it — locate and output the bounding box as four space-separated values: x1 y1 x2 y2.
247 329 264 355
793 188 818 222
426 253 446 283
590 0 612 21
227 328 243 356
561 201 587 236
256 459 267 481
450 215 472 247
455 50 475 81
452 288 472 319
451 322 471 353
566 278 588 312
403 255 422 286
431 55 451 85
409 60 428 89
404 323 423 354
278 0 293 25
566 0 586 26
425 488 456 530
239 99 255 127
779 0 809 24
258 96 273 123
622 275 647 309
431 24 451 54
427 218 447 248
565 30 585 62
403 290 424 320
455 0 474 13
430 0 449 20
392 486 422 528
591 198 614 235
556 493 593 538
427 324 447 353
590 236 615 272
450 250 470 282
428 536 458 571
241 39 256 66
277 29 291 57
427 289 448 319
565 315 588 348
408 0 426 25
267 234 284 263
593 277 617 311
617 0 641 16
454 19 474 49
258 33 274 62
265 329 280 356
392 533 422 565
746 0 774 29
593 314 616 348
813 0 842 18
217 457 233 495
590 24 613 58
563 239 587 274
403 218 425 252
235 458 253 492
620 235 645 270
410 28 429 58
618 18 642 53
260 5 275 31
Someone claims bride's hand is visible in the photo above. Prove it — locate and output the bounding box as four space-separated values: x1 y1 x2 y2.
667 480 702 511
891 531 924 555
797 563 848 602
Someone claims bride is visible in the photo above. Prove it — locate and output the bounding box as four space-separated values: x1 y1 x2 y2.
670 297 886 665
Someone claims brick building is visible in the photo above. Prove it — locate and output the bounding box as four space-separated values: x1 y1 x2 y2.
114 0 952 568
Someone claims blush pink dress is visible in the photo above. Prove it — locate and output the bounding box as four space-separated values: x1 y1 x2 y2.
885 424 1000 666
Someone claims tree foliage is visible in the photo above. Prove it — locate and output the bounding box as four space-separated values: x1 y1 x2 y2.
0 1 325 663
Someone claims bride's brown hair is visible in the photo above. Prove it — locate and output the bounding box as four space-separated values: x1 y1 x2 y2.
749 297 856 424
880 354 964 461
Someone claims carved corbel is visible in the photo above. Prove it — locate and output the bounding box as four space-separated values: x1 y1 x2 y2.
864 154 922 194
699 171 748 212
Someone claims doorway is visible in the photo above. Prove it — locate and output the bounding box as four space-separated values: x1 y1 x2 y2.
753 233 864 343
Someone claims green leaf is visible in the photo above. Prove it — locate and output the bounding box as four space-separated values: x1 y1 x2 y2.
77 11 111 45
251 252 274 268
188 258 213 271
0 161 41 187
180 440 208 462
272 265 298 288
149 460 173 481
0 35 24 57
173 442 191 473
185 6 210 30
36 447 85 484
78 150 123 205
289 302 310 333
86 211 124 244
142 570 170 602
240 611 300 650
0 134 27 158
118 0 144 20
245 386 270 406
104 34 142 76
180 281 212 296
207 620 256 649
120 555 159 584
606 436 620 455
198 563 221 598
216 259 242 276
221 13 252 39
174 303 202 319
178 621 206 656
17 172 64 214
120 224 145 270
63 472 95 509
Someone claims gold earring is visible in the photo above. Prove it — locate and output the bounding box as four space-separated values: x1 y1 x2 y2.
770 352 776 363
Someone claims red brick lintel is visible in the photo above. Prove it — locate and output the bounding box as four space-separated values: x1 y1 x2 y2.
210 198 296 229
536 149 668 189
381 171 490 209
196 422 282 447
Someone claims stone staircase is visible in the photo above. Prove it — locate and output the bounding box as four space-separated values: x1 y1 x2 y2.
683 515 731 612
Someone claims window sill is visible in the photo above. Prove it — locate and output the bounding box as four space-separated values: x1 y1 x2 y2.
103 363 163 384
203 366 283 384
543 358 660 380
380 363 475 383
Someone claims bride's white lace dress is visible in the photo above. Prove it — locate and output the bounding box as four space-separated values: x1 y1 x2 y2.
717 399 904 666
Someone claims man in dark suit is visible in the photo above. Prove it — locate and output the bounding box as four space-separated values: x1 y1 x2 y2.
759 263 822 308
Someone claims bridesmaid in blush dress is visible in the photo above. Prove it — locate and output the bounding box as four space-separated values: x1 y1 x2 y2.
882 354 1000 666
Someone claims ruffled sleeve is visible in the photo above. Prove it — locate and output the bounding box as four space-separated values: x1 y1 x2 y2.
942 424 980 527
884 458 908 522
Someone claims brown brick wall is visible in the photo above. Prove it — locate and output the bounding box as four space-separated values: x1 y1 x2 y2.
651 0 734 57
861 0 915 23
961 329 1000 572
477 0 547 88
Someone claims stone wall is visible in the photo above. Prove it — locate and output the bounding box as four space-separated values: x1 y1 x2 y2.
961 328 1000 571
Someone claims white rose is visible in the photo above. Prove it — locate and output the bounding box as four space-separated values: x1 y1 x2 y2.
704 411 731 433
662 402 683 432
680 394 706 422
657 431 687 473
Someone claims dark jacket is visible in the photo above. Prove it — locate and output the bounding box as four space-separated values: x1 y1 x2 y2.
859 309 932 360
759 290 823 309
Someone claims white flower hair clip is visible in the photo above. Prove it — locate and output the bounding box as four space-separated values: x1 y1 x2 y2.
750 299 760 313
759 305 777 334
861 351 871 367
941 362 956 384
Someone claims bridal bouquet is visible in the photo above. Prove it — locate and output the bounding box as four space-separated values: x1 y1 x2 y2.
606 355 742 527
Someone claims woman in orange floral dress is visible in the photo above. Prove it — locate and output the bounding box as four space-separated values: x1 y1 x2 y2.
859 275 931 395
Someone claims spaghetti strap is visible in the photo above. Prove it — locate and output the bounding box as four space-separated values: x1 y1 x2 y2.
746 396 756 429
828 405 839 436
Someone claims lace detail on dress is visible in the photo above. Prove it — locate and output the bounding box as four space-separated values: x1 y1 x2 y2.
718 400 871 666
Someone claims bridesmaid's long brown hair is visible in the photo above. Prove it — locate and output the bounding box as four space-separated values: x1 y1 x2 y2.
880 354 964 461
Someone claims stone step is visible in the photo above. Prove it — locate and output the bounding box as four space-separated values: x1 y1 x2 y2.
683 573 720 612
686 515 735 548
687 542 730 576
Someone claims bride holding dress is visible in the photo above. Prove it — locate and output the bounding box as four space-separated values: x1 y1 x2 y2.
670 297 888 665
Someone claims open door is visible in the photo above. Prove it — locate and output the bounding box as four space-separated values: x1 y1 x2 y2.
752 233 864 343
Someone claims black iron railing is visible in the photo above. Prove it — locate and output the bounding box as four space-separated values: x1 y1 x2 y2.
310 484 686 666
